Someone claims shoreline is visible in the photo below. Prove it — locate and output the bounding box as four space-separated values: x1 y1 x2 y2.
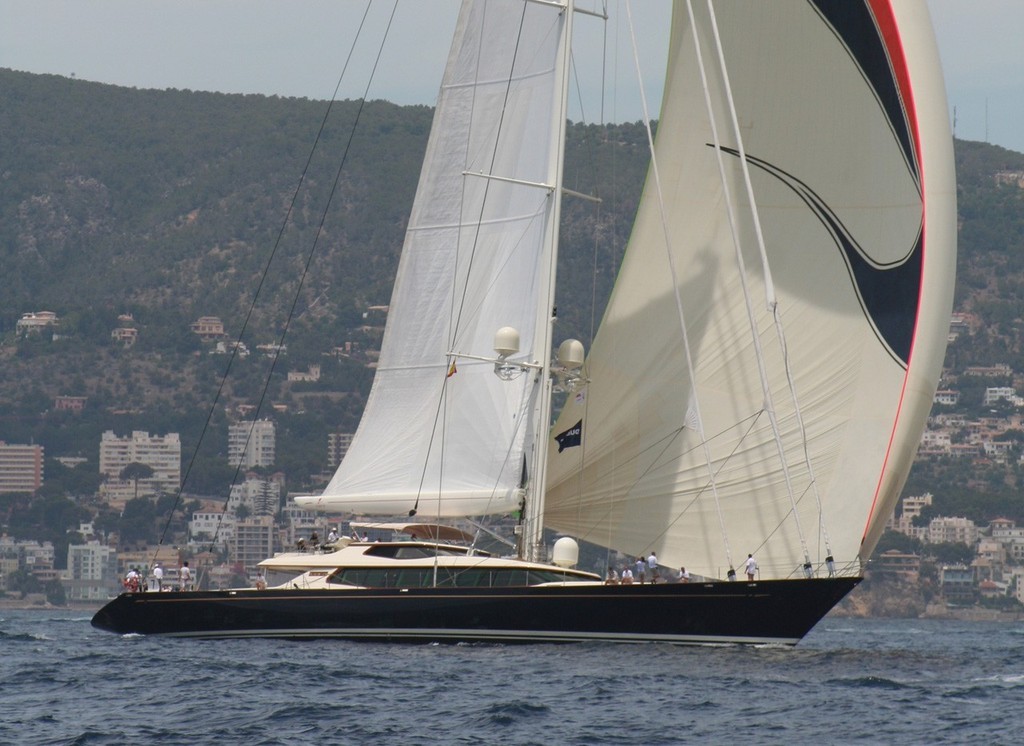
0 600 103 612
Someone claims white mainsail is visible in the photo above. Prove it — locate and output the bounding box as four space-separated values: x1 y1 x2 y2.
297 1 570 517
544 0 955 579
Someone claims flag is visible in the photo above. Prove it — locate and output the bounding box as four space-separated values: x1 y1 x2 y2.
446 361 457 378
554 419 583 453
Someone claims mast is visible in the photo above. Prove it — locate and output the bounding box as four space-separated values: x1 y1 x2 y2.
522 0 575 562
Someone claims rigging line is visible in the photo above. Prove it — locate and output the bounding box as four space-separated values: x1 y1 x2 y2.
594 0 616 565
206 0 393 559
564 29 604 543
224 1 400 552
702 0 813 572
626 0 735 572
638 413 766 566
155 0 377 558
599 0 608 124
554 412 763 562
468 374 538 555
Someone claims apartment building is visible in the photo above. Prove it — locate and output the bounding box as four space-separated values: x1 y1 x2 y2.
0 442 44 493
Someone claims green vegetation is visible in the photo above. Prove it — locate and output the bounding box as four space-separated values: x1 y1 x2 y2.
2 69 1024 554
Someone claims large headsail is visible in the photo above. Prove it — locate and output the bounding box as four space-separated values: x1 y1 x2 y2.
544 0 955 578
297 1 570 517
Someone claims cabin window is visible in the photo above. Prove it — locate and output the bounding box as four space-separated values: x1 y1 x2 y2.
325 565 576 588
393 569 428 588
451 570 489 587
490 569 529 587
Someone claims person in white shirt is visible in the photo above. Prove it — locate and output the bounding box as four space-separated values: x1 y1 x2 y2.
647 552 658 583
634 557 646 584
678 567 690 583
620 567 634 585
179 561 192 591
744 554 758 581
153 563 164 591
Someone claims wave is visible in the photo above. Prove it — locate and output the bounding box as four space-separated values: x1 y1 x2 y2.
827 675 912 691
0 630 52 642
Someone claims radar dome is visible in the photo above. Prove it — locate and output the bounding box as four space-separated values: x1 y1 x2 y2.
551 536 580 568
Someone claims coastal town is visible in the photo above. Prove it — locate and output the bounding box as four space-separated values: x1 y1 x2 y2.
2 308 1024 615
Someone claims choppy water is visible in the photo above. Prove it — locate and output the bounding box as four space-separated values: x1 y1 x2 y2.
2 610 1023 745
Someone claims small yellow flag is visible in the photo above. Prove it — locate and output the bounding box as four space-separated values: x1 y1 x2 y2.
446 361 457 378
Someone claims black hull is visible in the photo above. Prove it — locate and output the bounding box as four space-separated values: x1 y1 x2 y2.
92 577 860 645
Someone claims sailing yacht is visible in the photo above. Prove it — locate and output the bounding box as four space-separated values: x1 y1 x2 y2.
93 0 955 644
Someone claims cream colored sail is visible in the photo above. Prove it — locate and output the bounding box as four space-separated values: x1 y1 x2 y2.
544 0 956 579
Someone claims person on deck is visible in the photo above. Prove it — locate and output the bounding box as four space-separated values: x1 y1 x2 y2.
635 557 646 584
678 566 690 583
179 561 192 591
647 552 659 583
744 554 758 582
153 562 164 591
620 567 633 585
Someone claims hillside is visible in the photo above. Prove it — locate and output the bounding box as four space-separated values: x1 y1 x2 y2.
0 69 649 485
3 69 1024 503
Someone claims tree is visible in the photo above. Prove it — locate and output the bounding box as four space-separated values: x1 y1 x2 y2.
45 579 67 606
927 542 975 565
119 462 155 501
872 530 922 557
119 496 157 547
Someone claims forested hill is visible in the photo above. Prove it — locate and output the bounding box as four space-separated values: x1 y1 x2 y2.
0 68 649 351
2 68 1024 481
0 68 650 483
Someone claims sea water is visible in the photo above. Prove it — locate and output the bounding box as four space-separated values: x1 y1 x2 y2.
2 610 1022 745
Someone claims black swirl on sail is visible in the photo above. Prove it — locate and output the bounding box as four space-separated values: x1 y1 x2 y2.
716 147 920 368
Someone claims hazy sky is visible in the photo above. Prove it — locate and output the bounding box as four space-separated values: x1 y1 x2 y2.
2 0 1022 153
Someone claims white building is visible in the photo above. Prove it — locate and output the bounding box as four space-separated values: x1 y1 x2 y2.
984 387 1018 406
927 516 979 546
228 420 276 469
189 511 235 548
983 440 1015 460
327 432 354 469
888 493 933 539
229 476 282 516
919 430 951 453
16 310 59 336
98 431 181 501
231 516 276 573
65 542 119 601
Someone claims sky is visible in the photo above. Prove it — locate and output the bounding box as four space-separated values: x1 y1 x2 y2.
1 0 1023 153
